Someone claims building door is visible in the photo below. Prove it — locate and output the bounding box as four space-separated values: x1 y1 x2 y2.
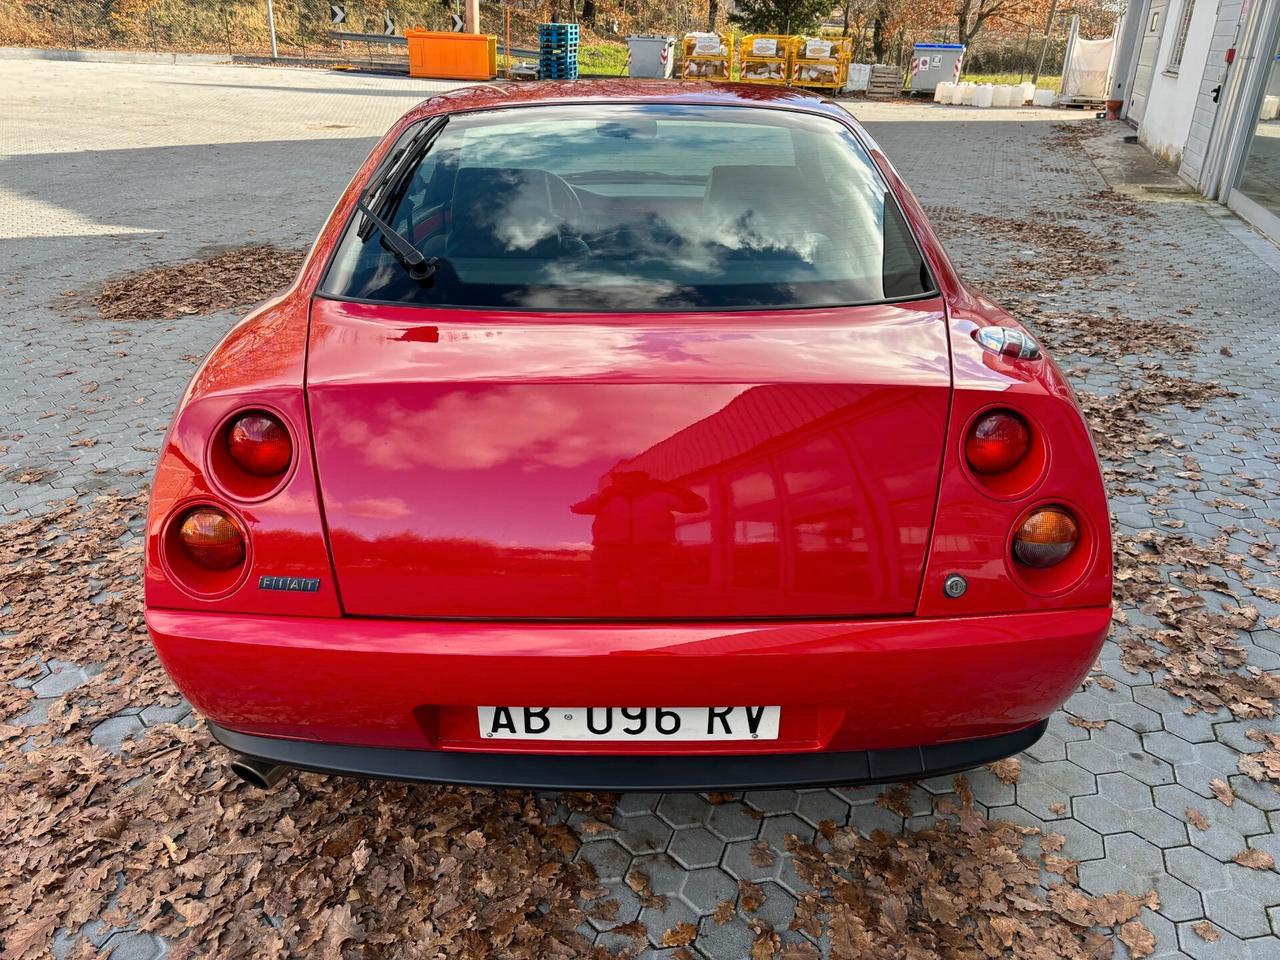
1180 1 1245 186
1229 32 1280 236
1129 0 1169 123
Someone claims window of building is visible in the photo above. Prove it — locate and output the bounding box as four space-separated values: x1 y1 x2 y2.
1166 0 1195 74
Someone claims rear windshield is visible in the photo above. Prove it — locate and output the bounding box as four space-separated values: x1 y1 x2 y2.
320 103 933 312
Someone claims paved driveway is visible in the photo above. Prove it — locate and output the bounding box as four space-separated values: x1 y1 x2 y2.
3 58 1280 960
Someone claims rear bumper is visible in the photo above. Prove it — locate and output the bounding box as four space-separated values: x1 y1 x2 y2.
209 717 1049 791
147 606 1109 760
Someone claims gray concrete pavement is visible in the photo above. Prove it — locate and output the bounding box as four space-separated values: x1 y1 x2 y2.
3 58 1280 959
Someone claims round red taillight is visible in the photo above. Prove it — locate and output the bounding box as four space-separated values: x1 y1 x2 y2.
965 411 1031 475
227 412 291 477
1013 507 1079 568
178 507 245 570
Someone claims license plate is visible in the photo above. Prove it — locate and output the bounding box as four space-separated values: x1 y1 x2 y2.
477 706 781 742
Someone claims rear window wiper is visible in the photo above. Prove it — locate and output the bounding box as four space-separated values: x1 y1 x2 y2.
356 200 440 282
358 116 448 238
355 115 448 282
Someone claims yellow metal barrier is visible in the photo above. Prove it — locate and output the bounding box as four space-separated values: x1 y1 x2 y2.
681 32 733 80
738 34 793 85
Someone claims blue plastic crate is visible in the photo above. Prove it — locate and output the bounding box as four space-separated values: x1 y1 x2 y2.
539 65 579 79
540 23 581 43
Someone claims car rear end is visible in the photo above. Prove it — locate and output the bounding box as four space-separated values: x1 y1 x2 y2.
144 89 1110 789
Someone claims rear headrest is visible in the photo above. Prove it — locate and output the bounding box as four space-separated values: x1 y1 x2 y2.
704 164 808 214
447 167 559 258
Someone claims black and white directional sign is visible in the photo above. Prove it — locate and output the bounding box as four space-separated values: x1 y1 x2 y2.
330 4 345 25
383 12 395 34
450 13 464 31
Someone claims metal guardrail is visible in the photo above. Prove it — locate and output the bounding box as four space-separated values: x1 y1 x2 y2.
327 30 539 60
329 29 405 45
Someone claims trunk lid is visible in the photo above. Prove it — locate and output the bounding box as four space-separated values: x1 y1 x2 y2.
307 297 951 619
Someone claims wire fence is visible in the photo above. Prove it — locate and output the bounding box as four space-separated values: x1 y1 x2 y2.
0 0 703 61
2 1 1092 77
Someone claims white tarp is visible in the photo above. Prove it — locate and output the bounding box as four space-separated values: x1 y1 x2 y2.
1062 36 1114 99
844 62 870 92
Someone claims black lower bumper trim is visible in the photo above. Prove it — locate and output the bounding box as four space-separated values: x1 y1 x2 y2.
207 719 1048 792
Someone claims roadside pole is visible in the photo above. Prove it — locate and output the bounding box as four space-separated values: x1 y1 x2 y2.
266 0 279 58
1031 0 1057 85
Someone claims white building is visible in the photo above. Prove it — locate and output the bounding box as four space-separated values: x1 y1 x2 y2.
1112 0 1280 237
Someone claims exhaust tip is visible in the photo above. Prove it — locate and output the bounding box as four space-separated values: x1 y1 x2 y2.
230 755 288 789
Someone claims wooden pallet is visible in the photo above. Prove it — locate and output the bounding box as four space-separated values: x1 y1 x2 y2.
866 64 901 98
1059 98 1105 110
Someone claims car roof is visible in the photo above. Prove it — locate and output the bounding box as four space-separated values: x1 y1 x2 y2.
404 79 859 126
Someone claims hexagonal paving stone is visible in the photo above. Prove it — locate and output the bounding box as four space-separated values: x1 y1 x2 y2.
1026 728 1070 763
1230 775 1280 813
988 804 1105 862
963 767 1018 809
1073 773 1188 848
616 793 662 817
1214 719 1280 755
31 662 91 698
1129 908 1183 960
1063 685 1164 733
1153 782 1270 864
634 948 682 960
628 853 688 899
1245 831 1280 869
1016 758 1099 818
590 926 649 956
568 810 618 840
7 697 53 728
667 825 724 870
139 701 192 726
696 915 757 960
1077 832 1203 923
637 894 699 947
1145 733 1245 799
743 790 800 814
1133 686 1217 743
706 801 761 843
742 881 797 931
1166 845 1279 939
100 931 167 960
10 656 49 690
1176 919 1253 960
759 814 813 851
794 789 848 829
656 793 711 829
577 839 633 884
582 882 643 933
680 866 737 916
90 714 144 753
1068 723 1175 786
722 838 783 884
615 813 674 857
845 797 905 839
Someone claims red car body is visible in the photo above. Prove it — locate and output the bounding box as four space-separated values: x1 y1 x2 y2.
144 82 1111 790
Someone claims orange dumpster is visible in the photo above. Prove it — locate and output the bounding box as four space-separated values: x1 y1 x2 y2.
406 29 497 80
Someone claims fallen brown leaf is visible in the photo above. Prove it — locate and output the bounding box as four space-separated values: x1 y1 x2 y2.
1233 849 1275 870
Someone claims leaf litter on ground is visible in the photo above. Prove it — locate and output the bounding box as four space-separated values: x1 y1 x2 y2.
90 245 305 321
9 112 1280 960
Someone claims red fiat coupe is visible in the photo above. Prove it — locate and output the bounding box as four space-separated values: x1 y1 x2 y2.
145 81 1110 791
